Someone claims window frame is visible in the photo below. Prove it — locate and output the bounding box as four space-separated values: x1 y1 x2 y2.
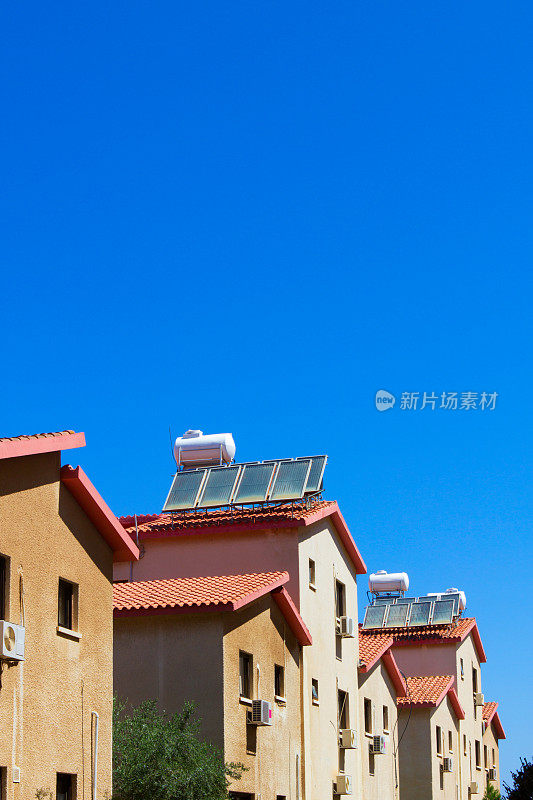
475 740 481 770
383 705 389 733
0 555 8 621
238 651 253 702
308 559 316 590
311 678 319 706
56 772 75 800
364 697 372 736
335 579 346 619
448 730 453 753
436 725 442 756
274 664 285 702
57 578 79 637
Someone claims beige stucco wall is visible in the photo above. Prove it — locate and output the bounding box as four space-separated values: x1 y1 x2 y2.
399 696 460 800
222 593 302 799
483 721 501 792
0 452 114 800
113 611 225 748
298 519 361 800
358 661 400 800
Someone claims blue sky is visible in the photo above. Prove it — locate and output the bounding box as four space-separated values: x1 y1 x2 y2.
1 0 531 785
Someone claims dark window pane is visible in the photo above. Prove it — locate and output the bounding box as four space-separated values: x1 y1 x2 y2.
56 773 73 800
58 580 73 629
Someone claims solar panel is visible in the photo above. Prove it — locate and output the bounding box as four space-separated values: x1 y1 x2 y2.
362 604 387 629
233 462 276 504
197 465 241 508
408 601 432 627
384 603 409 628
163 469 206 511
269 459 312 501
373 597 392 605
396 597 417 605
432 599 455 625
297 455 327 493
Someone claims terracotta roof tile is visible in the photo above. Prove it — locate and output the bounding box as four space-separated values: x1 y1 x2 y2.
113 571 288 613
483 701 498 722
119 501 336 537
0 430 76 443
397 675 454 707
358 631 393 670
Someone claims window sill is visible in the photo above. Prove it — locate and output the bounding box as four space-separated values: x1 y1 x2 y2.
309 583 316 592
312 699 320 707
365 732 374 739
57 626 81 641
383 729 390 735
239 696 253 706
275 695 286 705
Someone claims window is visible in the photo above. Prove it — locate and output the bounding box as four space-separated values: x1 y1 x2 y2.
312 678 319 705
472 666 479 719
364 698 372 735
448 731 453 752
492 748 495 767
0 556 7 620
436 726 442 756
335 580 346 618
309 559 316 589
463 735 467 756
484 745 488 769
56 773 75 800
275 664 285 700
383 705 389 732
338 690 349 729
58 579 77 631
460 658 464 680
368 749 375 776
0 767 6 800
239 651 252 700
475 740 481 770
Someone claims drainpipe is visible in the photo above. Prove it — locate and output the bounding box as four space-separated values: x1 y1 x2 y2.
91 712 99 800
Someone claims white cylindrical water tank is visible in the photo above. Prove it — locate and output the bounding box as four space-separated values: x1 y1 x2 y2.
369 570 410 594
173 430 236 468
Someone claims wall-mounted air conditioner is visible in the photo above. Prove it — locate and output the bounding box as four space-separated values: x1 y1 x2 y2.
251 700 272 726
442 757 453 773
335 774 352 795
371 734 386 754
488 768 497 781
340 729 357 749
474 692 485 707
1 622 25 661
469 781 479 794
339 616 355 638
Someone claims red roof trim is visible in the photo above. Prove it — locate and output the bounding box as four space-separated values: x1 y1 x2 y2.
491 711 506 740
390 619 486 664
358 636 394 673
0 431 86 460
448 687 465 721
382 649 407 697
272 586 313 646
61 465 139 563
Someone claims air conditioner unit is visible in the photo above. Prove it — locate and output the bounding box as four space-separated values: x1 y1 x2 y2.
488 768 497 781
340 729 357 749
469 781 479 795
1 622 25 661
371 734 386 754
442 757 453 773
474 692 485 707
339 616 355 638
335 774 352 795
251 699 272 726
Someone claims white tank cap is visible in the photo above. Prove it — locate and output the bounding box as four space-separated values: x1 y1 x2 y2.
369 571 410 593
182 430 203 438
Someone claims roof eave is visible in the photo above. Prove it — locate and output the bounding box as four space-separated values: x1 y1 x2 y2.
0 431 86 460
272 586 313 646
61 465 139 563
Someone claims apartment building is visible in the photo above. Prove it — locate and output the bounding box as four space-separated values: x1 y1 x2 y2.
357 631 406 800
482 702 505 791
113 571 311 799
361 592 504 800
114 500 367 799
0 430 139 800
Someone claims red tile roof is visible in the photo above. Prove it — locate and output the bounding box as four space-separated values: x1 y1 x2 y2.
397 675 454 706
113 571 288 613
360 617 486 663
118 501 366 574
483 702 506 739
483 701 498 722
358 631 393 671
0 430 85 460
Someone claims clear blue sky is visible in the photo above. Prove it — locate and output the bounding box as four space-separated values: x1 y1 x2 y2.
1 0 531 786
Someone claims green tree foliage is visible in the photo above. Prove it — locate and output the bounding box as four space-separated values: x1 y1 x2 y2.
504 757 533 800
483 782 502 800
113 698 245 800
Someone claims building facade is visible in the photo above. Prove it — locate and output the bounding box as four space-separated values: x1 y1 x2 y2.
0 431 138 800
113 501 367 799
113 571 311 799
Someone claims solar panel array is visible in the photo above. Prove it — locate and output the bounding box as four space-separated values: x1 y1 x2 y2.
163 455 327 512
362 593 461 630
